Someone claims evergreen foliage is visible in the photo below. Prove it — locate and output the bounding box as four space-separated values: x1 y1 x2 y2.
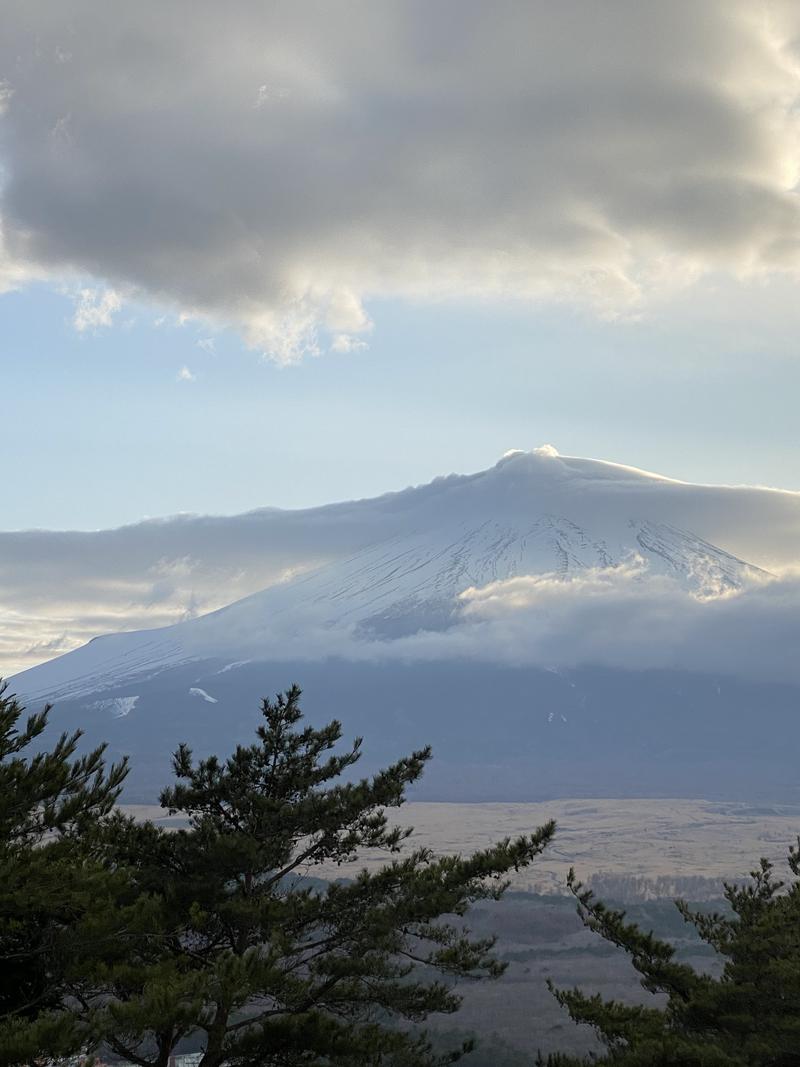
0 680 128 1065
63 685 555 1066
539 844 800 1066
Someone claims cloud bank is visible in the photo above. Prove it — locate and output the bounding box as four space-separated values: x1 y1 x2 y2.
2 2 800 358
397 564 800 687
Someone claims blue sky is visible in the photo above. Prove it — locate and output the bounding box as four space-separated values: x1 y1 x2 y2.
3 2 800 530
3 277 799 530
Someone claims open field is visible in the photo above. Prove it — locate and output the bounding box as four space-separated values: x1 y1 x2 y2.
126 796 800 896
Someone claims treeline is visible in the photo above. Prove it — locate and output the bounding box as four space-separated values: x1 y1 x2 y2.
585 872 725 904
1 681 799 1066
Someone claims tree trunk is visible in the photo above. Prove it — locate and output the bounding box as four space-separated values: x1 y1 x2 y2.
198 1010 229 1067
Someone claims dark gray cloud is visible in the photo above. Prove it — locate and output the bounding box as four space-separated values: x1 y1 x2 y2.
1 1 800 357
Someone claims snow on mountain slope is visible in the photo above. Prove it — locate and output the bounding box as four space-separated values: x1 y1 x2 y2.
4 446 799 676
11 448 767 702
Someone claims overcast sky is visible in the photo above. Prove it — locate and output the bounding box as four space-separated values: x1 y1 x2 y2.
2 1 800 530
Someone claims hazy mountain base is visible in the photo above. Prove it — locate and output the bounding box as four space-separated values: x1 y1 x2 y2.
46 658 800 804
418 891 724 1060
97 888 723 1061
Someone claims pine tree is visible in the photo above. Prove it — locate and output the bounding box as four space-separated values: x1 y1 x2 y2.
71 685 555 1066
0 680 128 1065
539 842 800 1066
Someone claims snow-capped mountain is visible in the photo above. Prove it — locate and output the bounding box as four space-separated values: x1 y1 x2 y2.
4 445 799 677
11 448 765 702
7 448 800 804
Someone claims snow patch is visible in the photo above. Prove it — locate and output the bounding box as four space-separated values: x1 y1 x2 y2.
90 695 139 718
214 660 253 675
189 687 218 704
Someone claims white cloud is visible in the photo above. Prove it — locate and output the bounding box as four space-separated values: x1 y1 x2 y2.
176 365 196 382
72 287 122 332
330 334 368 353
1 3 800 360
253 84 290 109
395 564 800 687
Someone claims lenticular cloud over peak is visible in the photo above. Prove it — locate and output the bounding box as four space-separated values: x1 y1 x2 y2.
3 2 800 358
